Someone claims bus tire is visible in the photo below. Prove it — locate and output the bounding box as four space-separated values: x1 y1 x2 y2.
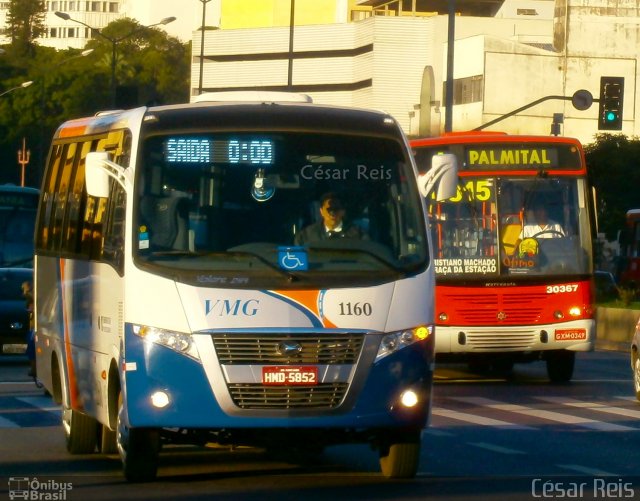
378 432 421 479
63 407 98 454
546 350 575 383
632 352 640 401
117 392 159 482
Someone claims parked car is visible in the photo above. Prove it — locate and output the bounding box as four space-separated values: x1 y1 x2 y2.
0 268 32 354
632 315 640 401
595 270 618 302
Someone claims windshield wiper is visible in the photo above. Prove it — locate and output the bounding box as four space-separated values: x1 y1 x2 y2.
306 246 406 273
226 251 299 282
147 249 298 282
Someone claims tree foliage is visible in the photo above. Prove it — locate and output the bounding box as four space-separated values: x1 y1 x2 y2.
585 133 640 241
0 19 190 187
5 0 46 56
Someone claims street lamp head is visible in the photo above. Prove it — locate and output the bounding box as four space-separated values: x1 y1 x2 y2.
81 49 94 57
160 16 177 25
21 81 33 89
54 11 71 21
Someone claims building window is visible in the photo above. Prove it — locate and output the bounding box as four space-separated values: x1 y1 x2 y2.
109 2 118 13
50 27 58 38
517 9 538 15
443 75 484 106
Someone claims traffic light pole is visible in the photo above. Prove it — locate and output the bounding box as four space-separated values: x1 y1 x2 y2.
473 90 595 131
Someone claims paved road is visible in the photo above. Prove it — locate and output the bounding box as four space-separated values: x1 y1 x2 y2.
0 350 638 500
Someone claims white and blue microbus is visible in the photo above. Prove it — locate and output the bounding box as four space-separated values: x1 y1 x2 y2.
34 92 457 481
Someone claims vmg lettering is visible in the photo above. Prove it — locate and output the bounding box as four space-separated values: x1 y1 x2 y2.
205 299 259 316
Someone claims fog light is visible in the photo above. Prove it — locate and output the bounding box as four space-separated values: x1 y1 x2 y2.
438 312 448 322
569 306 582 317
554 310 564 320
400 390 419 408
150 391 170 408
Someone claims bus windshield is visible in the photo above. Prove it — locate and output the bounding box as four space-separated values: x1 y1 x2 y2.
134 131 426 287
0 187 39 267
429 176 592 279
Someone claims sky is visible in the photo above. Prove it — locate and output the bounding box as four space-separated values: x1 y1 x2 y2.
124 0 222 41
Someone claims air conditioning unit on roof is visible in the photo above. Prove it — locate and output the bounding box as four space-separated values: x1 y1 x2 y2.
192 91 312 104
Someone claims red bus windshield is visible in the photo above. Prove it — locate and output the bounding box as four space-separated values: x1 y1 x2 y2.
413 138 593 280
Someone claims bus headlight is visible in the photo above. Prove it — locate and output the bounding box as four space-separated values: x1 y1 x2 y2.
375 325 432 362
133 325 200 361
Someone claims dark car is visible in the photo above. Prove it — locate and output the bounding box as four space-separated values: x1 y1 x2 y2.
595 270 618 301
0 268 32 354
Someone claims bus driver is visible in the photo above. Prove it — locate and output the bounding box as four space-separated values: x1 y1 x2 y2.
519 201 565 240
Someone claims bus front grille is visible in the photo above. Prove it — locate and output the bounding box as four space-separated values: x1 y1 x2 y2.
227 383 349 409
464 330 538 350
211 333 363 365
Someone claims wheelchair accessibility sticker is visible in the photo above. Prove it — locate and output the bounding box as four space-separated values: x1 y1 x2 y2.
278 247 308 271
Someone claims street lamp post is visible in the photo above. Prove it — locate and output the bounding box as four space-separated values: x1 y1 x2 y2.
55 11 176 107
0 80 33 98
198 0 212 95
288 0 295 89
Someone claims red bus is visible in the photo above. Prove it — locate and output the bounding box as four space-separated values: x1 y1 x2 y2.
621 209 640 283
411 132 596 382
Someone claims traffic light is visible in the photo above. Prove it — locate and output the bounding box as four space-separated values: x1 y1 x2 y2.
598 76 624 130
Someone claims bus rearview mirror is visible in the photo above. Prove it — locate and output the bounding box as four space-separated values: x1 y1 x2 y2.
85 152 112 198
418 153 459 201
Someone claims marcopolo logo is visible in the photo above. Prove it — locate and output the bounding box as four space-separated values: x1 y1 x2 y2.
8 477 73 500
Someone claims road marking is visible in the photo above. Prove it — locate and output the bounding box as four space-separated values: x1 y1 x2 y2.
14 396 60 413
432 407 535 430
450 397 637 432
423 428 455 437
557 464 619 476
536 396 640 419
0 415 19 427
615 396 637 402
469 442 526 455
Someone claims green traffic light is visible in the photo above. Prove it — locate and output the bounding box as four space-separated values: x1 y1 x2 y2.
606 111 617 122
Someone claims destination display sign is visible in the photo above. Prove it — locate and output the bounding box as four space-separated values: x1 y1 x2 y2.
463 144 582 170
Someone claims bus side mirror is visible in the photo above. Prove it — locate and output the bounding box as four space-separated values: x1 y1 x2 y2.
418 153 458 201
85 152 112 198
85 151 130 197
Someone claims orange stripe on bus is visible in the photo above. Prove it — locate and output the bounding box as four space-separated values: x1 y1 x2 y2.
60 259 80 410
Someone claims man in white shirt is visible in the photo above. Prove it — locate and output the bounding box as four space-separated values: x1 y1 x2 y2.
519 204 565 240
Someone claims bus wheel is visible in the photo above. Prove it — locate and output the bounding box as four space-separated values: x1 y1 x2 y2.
62 407 98 454
116 393 159 482
546 350 575 383
378 431 421 479
632 353 640 401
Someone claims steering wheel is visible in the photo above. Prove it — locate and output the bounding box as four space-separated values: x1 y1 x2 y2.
531 229 565 239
